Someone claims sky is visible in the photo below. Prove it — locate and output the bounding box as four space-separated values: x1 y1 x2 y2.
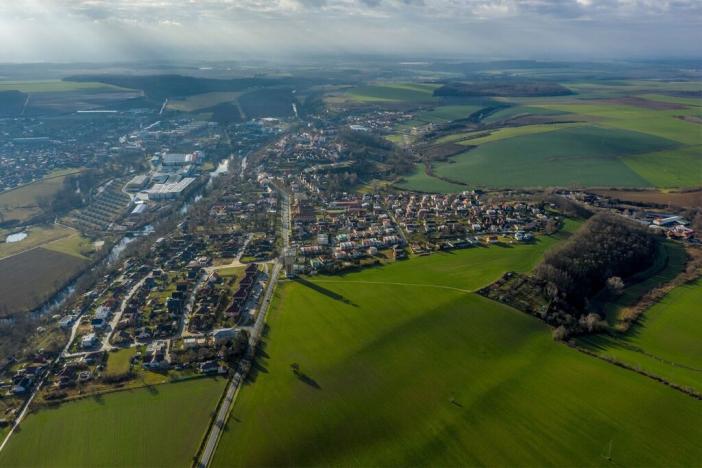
0 0 700 62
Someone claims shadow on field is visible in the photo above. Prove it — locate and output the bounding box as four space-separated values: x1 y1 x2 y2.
294 277 358 307
245 344 270 385
296 372 321 390
92 393 105 405
145 384 159 395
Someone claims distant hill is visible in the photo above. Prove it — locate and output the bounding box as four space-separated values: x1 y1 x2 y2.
0 90 27 116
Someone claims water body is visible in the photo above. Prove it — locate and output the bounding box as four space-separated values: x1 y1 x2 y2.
5 231 28 243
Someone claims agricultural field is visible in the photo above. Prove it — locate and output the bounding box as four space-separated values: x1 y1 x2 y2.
212 225 702 467
167 91 241 112
0 169 82 223
403 81 701 192
412 104 484 123
431 126 680 189
581 279 702 394
0 247 89 313
343 83 439 103
0 80 125 93
0 377 227 467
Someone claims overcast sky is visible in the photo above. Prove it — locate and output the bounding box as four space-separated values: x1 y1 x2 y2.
0 0 700 63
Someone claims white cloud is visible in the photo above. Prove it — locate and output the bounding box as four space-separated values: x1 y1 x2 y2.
0 0 699 61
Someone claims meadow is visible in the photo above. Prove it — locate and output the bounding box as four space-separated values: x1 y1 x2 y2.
0 377 226 467
581 279 702 394
0 169 82 223
212 225 702 467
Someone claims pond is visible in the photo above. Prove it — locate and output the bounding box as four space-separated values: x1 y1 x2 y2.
5 231 28 243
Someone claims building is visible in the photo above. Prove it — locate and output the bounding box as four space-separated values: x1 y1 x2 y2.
125 175 150 192
146 177 197 201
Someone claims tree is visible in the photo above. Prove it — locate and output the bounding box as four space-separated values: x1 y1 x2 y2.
552 325 568 341
606 276 625 295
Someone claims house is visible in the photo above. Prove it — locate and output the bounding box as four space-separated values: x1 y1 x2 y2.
81 333 97 349
211 327 237 344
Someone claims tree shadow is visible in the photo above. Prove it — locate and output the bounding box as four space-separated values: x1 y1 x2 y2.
294 277 357 307
295 372 321 390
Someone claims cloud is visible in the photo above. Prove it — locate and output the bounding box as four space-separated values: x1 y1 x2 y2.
0 0 699 62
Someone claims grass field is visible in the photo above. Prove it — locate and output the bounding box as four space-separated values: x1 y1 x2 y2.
105 348 137 376
597 242 688 324
0 377 226 467
344 83 439 102
0 169 82 222
0 225 75 260
0 247 88 313
581 279 702 394
212 224 702 466
396 167 467 193
0 80 124 93
432 125 680 188
413 104 484 123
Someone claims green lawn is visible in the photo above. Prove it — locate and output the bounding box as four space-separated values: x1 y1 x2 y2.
582 280 702 394
432 125 679 188
212 229 702 467
105 348 137 376
0 377 226 467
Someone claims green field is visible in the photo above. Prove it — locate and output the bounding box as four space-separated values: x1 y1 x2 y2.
344 83 439 102
106 348 137 376
396 166 467 193
0 169 82 222
597 242 688 324
413 104 484 123
212 223 702 466
0 225 76 260
432 125 680 188
622 145 702 188
0 80 124 93
582 279 702 394
0 377 226 467
536 102 701 145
